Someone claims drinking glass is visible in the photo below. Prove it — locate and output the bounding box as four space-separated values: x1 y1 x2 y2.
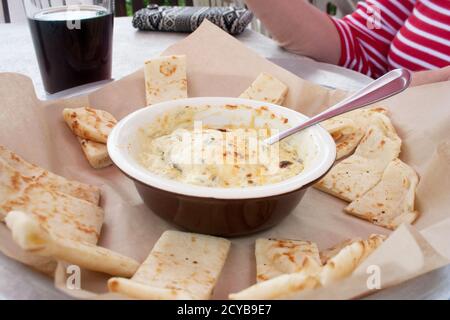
23 0 114 94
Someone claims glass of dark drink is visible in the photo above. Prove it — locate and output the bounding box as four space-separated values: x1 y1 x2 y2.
23 0 114 94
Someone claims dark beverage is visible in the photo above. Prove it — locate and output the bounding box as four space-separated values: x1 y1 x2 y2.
28 5 113 94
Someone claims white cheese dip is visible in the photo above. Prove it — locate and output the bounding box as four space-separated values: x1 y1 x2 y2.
138 126 304 188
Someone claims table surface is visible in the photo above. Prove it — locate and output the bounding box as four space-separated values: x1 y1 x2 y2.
0 17 371 98
0 17 448 300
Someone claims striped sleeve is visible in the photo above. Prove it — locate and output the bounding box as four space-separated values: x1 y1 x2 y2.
388 0 450 71
330 0 415 78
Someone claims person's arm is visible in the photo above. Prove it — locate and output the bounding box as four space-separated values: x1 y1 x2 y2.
411 67 450 87
247 0 416 79
245 0 341 64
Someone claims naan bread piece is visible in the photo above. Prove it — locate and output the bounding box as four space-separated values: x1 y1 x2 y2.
322 117 356 141
77 138 112 169
108 278 193 299
315 156 378 202
319 234 385 286
6 211 139 277
0 146 100 204
239 73 288 105
0 160 103 243
255 238 321 282
319 238 359 265
322 118 358 160
108 231 230 300
230 234 386 300
345 159 419 230
315 113 401 201
144 55 188 105
354 113 401 159
63 107 117 144
229 271 320 300
322 107 387 160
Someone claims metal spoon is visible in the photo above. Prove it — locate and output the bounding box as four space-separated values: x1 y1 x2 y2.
264 68 411 145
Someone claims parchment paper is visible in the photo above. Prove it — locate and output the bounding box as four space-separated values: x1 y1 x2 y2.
0 21 449 300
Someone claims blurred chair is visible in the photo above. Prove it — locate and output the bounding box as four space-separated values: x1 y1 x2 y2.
1 0 10 23
1 0 27 23
0 0 358 23
310 0 357 17
0 0 237 22
336 0 357 15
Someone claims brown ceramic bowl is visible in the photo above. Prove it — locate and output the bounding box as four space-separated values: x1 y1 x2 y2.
108 97 336 237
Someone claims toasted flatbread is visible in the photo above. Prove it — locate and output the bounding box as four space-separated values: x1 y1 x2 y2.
354 113 400 159
6 211 139 277
322 117 358 160
315 113 401 201
230 234 385 300
239 73 288 105
0 146 100 204
322 117 356 140
63 107 117 144
255 238 321 282
144 55 188 105
77 138 112 169
319 234 385 286
108 231 230 300
0 160 103 243
229 271 320 300
345 159 419 229
319 238 359 265
322 107 387 160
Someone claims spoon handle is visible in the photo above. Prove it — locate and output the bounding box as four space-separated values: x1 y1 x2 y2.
265 68 411 145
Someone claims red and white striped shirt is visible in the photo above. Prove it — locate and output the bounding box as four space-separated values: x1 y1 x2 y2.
331 0 450 78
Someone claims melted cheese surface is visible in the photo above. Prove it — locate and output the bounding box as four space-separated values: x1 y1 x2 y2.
138 127 304 188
